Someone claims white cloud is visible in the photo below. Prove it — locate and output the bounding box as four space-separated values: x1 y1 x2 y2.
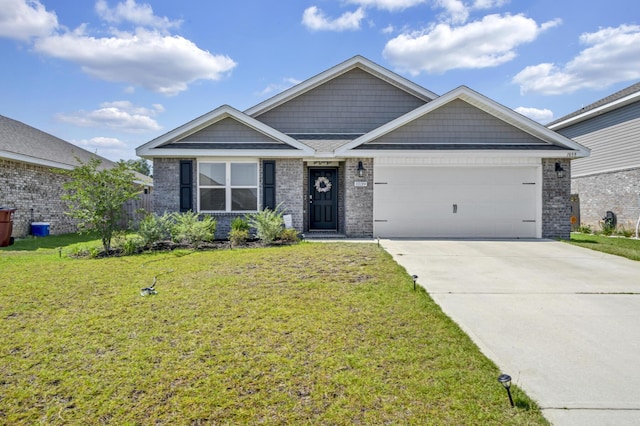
435 0 468 24
56 101 164 133
73 137 133 161
0 0 58 41
382 24 395 34
302 6 365 31
346 0 426 11
259 77 302 96
473 0 509 9
383 14 560 74
514 24 640 95
95 0 181 30
515 106 553 123
34 28 237 95
76 136 127 149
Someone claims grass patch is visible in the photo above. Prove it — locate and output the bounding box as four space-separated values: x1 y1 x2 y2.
1 232 102 252
568 232 640 261
0 237 546 424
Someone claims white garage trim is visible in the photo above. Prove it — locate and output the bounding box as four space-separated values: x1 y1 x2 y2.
373 158 542 238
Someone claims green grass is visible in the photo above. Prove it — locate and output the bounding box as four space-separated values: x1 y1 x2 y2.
0 234 546 425
568 232 640 261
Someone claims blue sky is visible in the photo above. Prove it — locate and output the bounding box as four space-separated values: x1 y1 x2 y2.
0 0 638 161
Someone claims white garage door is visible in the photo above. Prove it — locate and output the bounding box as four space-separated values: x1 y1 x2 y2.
373 165 539 238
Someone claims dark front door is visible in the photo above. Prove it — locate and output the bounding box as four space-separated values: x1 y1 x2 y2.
309 169 338 230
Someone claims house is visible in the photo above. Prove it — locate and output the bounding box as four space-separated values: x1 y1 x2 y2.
137 56 589 239
548 82 640 230
0 114 151 237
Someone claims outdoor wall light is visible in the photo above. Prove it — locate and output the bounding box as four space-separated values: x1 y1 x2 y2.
498 374 514 407
357 161 365 177
412 274 418 291
555 162 565 178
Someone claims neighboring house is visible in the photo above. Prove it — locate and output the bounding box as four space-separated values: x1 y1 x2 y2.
0 114 151 237
548 82 640 230
137 56 589 239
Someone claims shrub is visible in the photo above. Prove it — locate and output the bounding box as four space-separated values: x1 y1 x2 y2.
615 225 634 238
138 213 172 247
248 206 284 244
279 228 300 243
576 223 593 234
229 229 250 247
230 216 250 232
170 211 216 248
599 220 615 236
123 237 144 255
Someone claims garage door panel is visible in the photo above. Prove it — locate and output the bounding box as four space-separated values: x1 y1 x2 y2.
373 166 538 238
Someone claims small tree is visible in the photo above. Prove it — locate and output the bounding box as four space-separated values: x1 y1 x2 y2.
62 158 140 253
119 158 152 176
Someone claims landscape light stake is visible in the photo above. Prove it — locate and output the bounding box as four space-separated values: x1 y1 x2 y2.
412 275 418 291
498 374 514 407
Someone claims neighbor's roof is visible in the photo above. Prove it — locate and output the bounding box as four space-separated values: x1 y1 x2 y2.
0 114 152 186
548 82 640 130
0 114 115 170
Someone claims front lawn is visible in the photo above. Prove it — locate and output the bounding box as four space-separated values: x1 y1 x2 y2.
568 232 640 261
0 235 546 424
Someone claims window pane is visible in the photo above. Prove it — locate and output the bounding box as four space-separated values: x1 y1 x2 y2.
231 188 257 211
200 163 225 186
231 163 257 186
200 188 225 211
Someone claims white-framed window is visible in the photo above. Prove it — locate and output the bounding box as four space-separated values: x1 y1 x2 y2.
198 161 258 212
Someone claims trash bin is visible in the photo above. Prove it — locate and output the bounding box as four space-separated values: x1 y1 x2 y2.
31 222 50 237
0 207 16 247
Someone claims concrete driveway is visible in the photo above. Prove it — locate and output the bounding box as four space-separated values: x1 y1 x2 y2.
381 239 640 426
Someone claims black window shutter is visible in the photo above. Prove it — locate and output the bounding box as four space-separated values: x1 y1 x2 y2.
263 160 276 210
179 160 193 212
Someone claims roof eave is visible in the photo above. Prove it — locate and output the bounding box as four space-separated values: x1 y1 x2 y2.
0 150 75 170
340 149 588 159
548 91 640 130
136 148 312 158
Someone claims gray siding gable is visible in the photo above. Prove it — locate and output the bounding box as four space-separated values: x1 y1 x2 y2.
558 101 640 176
254 68 427 134
368 99 549 146
176 117 282 144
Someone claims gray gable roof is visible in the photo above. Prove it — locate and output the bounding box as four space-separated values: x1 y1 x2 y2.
548 82 640 128
0 114 114 170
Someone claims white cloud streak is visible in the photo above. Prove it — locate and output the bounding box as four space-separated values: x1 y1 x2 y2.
302 6 366 31
56 101 164 133
435 0 468 24
513 24 640 95
73 137 134 161
0 0 58 41
95 0 182 30
514 106 554 123
259 77 302 96
346 0 427 11
383 14 560 74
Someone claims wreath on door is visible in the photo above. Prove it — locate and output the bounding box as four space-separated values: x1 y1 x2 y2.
314 176 332 193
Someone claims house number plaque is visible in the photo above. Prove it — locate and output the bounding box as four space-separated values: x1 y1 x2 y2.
354 181 368 187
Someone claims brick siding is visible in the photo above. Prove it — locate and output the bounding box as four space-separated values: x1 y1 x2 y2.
344 158 373 237
572 168 640 230
542 158 571 239
0 159 78 237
